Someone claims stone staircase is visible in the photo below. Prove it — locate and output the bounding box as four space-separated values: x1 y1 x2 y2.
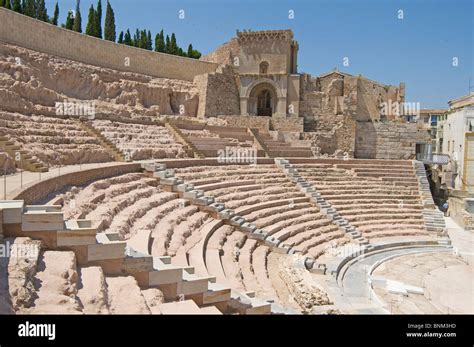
254 130 313 158
165 121 205 159
0 135 48 172
78 121 127 162
413 160 447 234
0 201 234 314
248 128 270 157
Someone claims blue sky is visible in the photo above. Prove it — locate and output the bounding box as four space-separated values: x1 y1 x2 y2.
45 0 473 108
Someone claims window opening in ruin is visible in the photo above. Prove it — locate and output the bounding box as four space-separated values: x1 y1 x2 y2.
259 61 269 74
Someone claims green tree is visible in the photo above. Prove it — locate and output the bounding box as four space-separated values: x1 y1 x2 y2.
65 10 74 30
123 29 132 45
0 1 5 8
117 31 123 44
23 0 35 17
147 30 152 50
85 4 97 37
165 35 170 53
186 44 201 59
96 0 102 38
51 2 59 25
134 29 140 47
37 0 48 21
4 0 11 10
155 29 165 52
72 0 82 33
104 0 116 41
168 33 178 55
187 44 193 58
12 0 21 12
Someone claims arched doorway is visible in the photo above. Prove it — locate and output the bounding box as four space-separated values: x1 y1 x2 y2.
248 83 277 116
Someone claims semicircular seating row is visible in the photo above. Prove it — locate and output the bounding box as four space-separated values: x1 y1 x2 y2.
47 159 429 308
49 163 352 306
290 161 429 240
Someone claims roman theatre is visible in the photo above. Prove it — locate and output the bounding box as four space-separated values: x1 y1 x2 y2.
0 8 471 315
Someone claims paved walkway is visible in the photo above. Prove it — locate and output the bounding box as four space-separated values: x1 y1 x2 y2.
445 216 474 265
1 161 130 200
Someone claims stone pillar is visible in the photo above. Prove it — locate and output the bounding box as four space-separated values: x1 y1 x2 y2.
274 96 287 117
240 97 249 116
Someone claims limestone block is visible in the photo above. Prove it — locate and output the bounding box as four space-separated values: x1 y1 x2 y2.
153 170 174 179
229 215 245 226
240 222 257 233
248 228 268 240
176 183 194 192
0 200 24 224
87 242 126 262
217 209 235 220
264 236 281 248
58 220 97 246
181 271 211 296
149 257 184 285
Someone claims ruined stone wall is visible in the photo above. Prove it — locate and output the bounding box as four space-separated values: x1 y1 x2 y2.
200 39 240 67
237 38 292 75
0 43 199 118
217 115 270 130
0 8 217 82
356 77 403 121
300 72 403 127
448 195 473 231
355 121 430 159
270 116 304 132
194 66 240 118
299 71 405 157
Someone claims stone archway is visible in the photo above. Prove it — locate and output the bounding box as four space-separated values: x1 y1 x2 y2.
248 82 278 116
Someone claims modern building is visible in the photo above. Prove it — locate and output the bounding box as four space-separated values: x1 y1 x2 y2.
440 93 474 191
432 92 474 229
419 109 447 149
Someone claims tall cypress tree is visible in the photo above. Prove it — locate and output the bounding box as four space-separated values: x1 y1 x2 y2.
21 0 25 12
65 10 74 29
147 30 152 50
4 0 11 9
165 35 170 53
187 44 193 58
104 0 116 42
72 0 82 33
155 30 165 52
0 1 5 8
123 29 132 45
23 0 35 17
85 4 97 37
139 29 146 49
169 33 178 55
134 29 140 47
36 0 48 21
96 0 102 39
117 31 123 44
51 2 59 25
12 0 21 12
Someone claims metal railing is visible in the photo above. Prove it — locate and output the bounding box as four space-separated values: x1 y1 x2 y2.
416 153 450 165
